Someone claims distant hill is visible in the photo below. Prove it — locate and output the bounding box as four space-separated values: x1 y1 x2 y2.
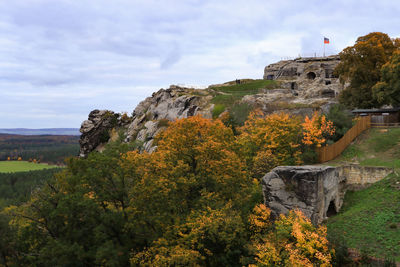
0 128 80 136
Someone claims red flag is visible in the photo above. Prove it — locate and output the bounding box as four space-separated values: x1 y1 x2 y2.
324 37 330 44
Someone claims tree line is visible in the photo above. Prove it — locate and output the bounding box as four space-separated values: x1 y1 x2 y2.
0 112 337 266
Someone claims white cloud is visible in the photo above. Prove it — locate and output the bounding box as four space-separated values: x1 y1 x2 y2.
0 0 399 127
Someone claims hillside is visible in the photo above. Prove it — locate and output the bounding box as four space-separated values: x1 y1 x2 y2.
328 127 400 168
326 127 400 263
79 55 342 158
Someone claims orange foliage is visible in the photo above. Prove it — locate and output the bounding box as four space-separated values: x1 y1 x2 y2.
249 205 333 266
302 111 335 147
237 110 303 176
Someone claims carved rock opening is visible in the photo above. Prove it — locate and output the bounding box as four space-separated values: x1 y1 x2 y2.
307 72 316 80
326 200 337 217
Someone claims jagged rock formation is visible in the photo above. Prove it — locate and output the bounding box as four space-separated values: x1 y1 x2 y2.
79 110 119 157
262 165 393 224
79 86 214 157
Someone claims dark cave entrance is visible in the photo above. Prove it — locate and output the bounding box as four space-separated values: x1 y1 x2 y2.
307 72 316 80
326 200 337 217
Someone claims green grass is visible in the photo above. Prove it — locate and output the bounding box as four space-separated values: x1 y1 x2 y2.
326 173 400 261
0 161 58 173
212 104 226 118
210 79 278 106
331 128 400 167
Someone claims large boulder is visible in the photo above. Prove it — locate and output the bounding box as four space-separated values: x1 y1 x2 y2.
262 166 346 225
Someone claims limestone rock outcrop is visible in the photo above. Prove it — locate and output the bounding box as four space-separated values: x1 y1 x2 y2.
262 166 345 225
79 109 119 157
79 86 214 157
262 165 393 224
263 55 342 99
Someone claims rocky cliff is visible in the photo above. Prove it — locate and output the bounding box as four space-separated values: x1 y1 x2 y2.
79 56 343 157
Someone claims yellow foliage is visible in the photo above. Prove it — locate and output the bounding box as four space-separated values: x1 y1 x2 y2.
237 110 303 176
249 205 333 266
302 111 335 147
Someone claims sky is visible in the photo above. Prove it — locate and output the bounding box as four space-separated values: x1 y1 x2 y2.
0 0 399 128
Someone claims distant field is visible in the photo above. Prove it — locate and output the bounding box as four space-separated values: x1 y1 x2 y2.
0 161 59 173
0 134 79 164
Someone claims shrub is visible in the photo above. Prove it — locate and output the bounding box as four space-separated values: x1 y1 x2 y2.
230 103 253 126
325 104 354 142
212 104 225 118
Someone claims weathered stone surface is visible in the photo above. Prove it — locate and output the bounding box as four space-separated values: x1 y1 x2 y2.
125 85 214 152
79 109 119 157
263 55 342 99
262 166 345 224
340 164 393 190
262 165 393 224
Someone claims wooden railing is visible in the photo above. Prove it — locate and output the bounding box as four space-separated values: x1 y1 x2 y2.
317 116 371 163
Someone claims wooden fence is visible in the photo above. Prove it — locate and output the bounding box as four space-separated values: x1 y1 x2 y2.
317 116 371 163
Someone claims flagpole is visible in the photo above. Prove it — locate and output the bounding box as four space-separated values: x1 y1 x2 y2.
323 42 325 57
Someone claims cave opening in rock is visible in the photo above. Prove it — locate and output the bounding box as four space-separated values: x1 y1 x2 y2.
326 200 337 217
321 89 335 98
307 72 316 80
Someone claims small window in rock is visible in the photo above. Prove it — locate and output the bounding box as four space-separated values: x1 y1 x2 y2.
307 72 316 80
291 82 297 90
325 80 331 85
321 89 335 98
326 200 337 217
266 75 275 80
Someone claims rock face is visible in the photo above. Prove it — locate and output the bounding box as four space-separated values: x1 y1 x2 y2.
79 86 214 157
263 55 342 99
79 110 119 157
262 165 393 224
262 166 345 225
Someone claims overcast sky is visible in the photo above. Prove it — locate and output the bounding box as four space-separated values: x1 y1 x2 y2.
0 0 399 128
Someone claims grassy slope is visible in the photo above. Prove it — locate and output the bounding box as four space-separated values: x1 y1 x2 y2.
327 173 400 261
326 127 400 261
0 161 58 173
210 79 278 106
330 128 400 168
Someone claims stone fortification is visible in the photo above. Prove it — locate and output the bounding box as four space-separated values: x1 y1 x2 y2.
263 55 342 99
262 165 393 224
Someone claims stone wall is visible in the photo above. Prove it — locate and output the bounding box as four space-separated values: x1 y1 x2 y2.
340 165 393 190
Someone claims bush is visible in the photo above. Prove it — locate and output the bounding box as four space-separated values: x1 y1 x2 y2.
212 104 225 118
230 103 253 126
325 104 354 142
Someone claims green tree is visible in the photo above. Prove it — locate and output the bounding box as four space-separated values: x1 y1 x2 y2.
336 32 397 108
372 50 400 106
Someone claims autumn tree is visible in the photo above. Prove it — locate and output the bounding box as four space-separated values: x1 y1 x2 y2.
6 116 257 266
237 111 303 178
249 204 333 266
372 50 400 106
302 111 335 148
335 32 397 108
